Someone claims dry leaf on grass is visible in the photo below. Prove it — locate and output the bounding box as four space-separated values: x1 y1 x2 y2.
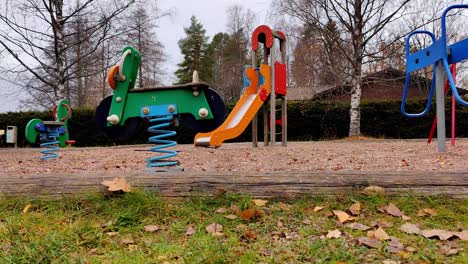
333 210 351 223
421 229 456 240
384 203 403 217
374 227 390 240
349 202 361 216
101 177 131 192
229 205 239 212
399 223 421 235
346 222 371 231
303 219 312 225
225 214 237 220
313 206 324 212
143 225 159 233
370 221 393 228
215 207 227 213
401 214 411 221
386 237 404 254
326 229 342 239
239 207 261 220
277 202 290 211
121 237 135 245
253 199 268 207
358 236 382 248
22 204 32 213
439 243 463 256
417 208 437 217
362 185 385 196
271 231 286 241
242 229 257 241
206 223 223 236
186 224 196 236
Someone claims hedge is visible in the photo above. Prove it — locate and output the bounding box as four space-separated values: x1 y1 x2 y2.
0 99 467 147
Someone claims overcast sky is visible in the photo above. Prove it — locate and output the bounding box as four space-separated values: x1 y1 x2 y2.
0 0 272 113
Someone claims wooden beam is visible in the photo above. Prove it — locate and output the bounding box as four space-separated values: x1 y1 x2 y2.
0 171 466 198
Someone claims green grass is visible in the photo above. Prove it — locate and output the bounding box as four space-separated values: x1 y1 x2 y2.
0 192 466 263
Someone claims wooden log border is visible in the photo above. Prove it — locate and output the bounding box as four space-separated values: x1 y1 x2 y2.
0 170 466 198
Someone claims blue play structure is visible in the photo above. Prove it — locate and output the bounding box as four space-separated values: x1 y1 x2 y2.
401 4 468 152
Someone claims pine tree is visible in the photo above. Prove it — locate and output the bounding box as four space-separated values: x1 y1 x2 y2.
175 16 211 84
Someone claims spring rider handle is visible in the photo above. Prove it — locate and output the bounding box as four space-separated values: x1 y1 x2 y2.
401 30 437 118
441 4 468 107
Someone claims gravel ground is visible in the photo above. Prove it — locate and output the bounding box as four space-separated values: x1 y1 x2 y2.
1 139 467 176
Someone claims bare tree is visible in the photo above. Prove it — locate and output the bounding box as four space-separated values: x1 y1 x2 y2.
274 0 416 136
119 0 171 88
0 0 134 107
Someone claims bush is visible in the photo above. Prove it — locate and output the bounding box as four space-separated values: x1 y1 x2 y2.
0 99 466 147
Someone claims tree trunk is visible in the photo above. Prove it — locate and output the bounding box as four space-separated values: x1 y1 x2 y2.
53 1 67 102
349 69 362 136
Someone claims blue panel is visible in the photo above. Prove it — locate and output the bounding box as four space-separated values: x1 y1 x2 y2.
140 104 177 118
448 38 468 64
406 40 444 73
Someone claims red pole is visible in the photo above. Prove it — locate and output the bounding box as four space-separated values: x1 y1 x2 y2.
451 65 456 146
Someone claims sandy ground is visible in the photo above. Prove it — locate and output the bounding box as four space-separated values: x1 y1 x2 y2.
1 139 467 176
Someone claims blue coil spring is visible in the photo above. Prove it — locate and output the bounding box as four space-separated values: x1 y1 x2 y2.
147 115 178 168
40 129 60 161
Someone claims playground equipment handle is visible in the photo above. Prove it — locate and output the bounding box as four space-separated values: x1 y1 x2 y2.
401 30 436 118
118 49 132 82
52 103 72 121
440 5 468 107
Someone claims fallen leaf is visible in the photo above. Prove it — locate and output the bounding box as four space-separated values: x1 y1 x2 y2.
362 185 385 196
285 232 301 240
382 260 401 264
370 221 393 228
239 207 261 220
225 214 237 220
253 199 268 207
439 242 463 256
243 229 257 240
399 223 421 235
143 225 159 233
22 204 32 214
346 222 371 231
271 231 286 240
326 229 342 239
374 227 390 240
333 210 351 223
417 208 437 217
386 237 404 253
455 230 468 241
101 177 131 192
121 237 135 245
385 203 403 217
106 231 119 237
215 207 227 213
324 211 334 217
313 206 324 212
358 236 382 248
349 202 361 216
421 229 456 240
277 202 290 211
401 214 411 221
303 219 312 225
277 221 284 228
230 205 239 212
186 224 196 236
206 223 223 236
405 246 417 252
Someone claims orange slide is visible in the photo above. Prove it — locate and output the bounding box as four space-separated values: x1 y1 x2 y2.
194 64 271 147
